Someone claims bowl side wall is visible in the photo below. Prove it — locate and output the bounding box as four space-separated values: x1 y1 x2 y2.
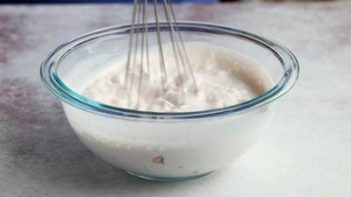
63 102 272 177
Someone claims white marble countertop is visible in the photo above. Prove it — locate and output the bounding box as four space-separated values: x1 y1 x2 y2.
0 2 351 197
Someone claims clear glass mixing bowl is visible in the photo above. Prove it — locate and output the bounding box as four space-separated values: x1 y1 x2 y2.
40 22 299 182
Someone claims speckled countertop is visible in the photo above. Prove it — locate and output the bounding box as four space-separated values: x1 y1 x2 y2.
1 2 351 197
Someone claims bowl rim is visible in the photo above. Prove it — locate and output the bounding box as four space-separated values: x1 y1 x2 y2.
40 21 299 120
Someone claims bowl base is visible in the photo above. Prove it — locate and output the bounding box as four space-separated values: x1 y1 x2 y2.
126 170 214 182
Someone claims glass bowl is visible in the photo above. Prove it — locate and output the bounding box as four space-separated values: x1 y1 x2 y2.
40 22 299 182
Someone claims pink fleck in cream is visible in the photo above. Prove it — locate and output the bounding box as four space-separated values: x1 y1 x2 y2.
152 155 165 165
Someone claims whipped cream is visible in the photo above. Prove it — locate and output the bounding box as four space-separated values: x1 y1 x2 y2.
82 42 271 112
62 42 274 178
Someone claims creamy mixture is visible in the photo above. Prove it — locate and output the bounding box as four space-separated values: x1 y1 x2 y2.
64 42 273 178
82 43 271 112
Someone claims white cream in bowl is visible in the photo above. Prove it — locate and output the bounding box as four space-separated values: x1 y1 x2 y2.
83 43 271 112
62 42 273 178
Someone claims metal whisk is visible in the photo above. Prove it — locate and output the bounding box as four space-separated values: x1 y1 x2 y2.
124 0 197 109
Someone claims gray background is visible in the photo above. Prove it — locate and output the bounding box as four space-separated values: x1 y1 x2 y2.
1 2 350 196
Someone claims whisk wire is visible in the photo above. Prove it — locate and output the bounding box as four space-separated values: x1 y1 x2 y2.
153 0 168 86
137 0 149 108
127 0 197 109
125 0 139 107
168 0 198 89
125 0 138 86
143 0 150 74
162 0 186 103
